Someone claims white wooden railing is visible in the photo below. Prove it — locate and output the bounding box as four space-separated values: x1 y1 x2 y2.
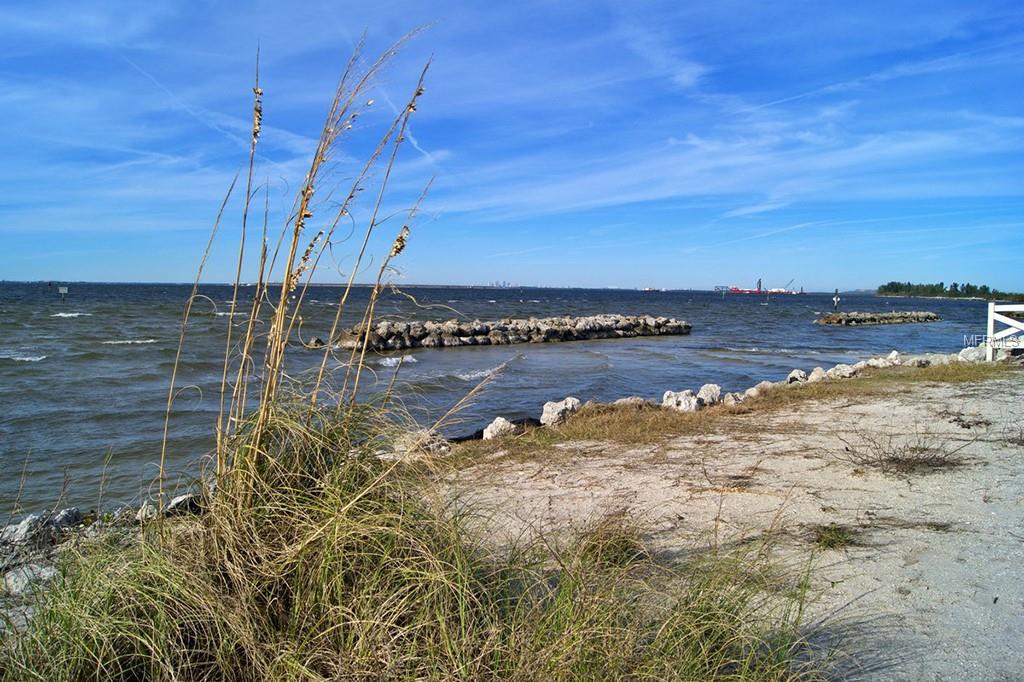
987 302 1024 361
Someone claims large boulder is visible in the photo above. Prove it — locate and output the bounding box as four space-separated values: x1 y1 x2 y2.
958 345 986 363
742 381 773 400
786 369 807 384
482 417 517 440
613 396 649 407
662 390 700 412
390 429 452 458
887 350 901 365
866 357 891 369
826 363 857 380
541 397 581 426
3 564 57 597
806 367 828 383
722 392 744 406
0 514 46 546
696 383 722 406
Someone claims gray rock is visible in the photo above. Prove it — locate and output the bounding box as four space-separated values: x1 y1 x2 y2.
50 507 82 532
482 417 517 440
541 397 582 426
696 383 722 406
0 514 46 545
662 389 700 412
3 564 57 597
786 369 807 384
866 357 891 369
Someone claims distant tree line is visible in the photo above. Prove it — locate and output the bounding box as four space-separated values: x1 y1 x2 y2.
877 281 1024 302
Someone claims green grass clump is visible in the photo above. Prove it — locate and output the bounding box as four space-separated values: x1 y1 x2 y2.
810 524 863 551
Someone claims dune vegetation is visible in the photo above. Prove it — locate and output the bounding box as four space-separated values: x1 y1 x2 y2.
1 39 825 681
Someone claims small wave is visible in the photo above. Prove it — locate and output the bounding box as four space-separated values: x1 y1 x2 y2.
456 368 495 381
529 299 541 303
379 355 417 367
216 312 245 317
50 312 91 318
0 353 46 362
102 339 157 345
455 358 514 382
487 299 497 304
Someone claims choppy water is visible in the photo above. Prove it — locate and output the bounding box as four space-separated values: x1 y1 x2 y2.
0 282 989 511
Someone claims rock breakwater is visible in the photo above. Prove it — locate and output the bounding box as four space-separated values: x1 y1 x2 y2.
334 314 692 352
815 311 940 326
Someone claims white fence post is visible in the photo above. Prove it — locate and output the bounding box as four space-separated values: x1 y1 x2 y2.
987 302 995 362
987 301 1024 362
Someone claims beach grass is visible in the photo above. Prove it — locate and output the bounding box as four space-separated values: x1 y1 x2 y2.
1 425 821 680
0 39 828 681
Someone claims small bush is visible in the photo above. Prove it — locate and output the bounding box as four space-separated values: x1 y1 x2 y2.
834 429 972 475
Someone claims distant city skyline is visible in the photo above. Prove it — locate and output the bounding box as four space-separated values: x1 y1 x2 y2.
1 1 1022 291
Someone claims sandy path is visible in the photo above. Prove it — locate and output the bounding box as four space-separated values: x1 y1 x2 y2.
449 375 1024 680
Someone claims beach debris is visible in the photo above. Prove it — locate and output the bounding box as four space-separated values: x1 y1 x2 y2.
334 314 692 352
483 417 518 440
887 350 901 364
815 311 940 326
787 369 808 384
722 392 744 406
541 397 582 426
662 389 700 412
166 494 202 517
696 383 722 406
136 501 157 524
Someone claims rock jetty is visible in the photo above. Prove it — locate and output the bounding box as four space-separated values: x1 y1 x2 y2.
335 314 692 352
815 311 940 326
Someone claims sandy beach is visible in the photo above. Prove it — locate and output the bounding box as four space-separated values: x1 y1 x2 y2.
448 367 1024 680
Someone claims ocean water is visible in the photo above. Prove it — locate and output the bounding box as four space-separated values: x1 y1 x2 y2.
0 282 989 511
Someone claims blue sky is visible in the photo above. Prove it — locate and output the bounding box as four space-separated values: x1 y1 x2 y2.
1 1 1023 291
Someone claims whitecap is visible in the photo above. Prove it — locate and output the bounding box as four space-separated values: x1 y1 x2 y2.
379 355 417 367
487 299 497 303
0 352 46 362
102 339 157 345
216 312 245 317
50 312 91 318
